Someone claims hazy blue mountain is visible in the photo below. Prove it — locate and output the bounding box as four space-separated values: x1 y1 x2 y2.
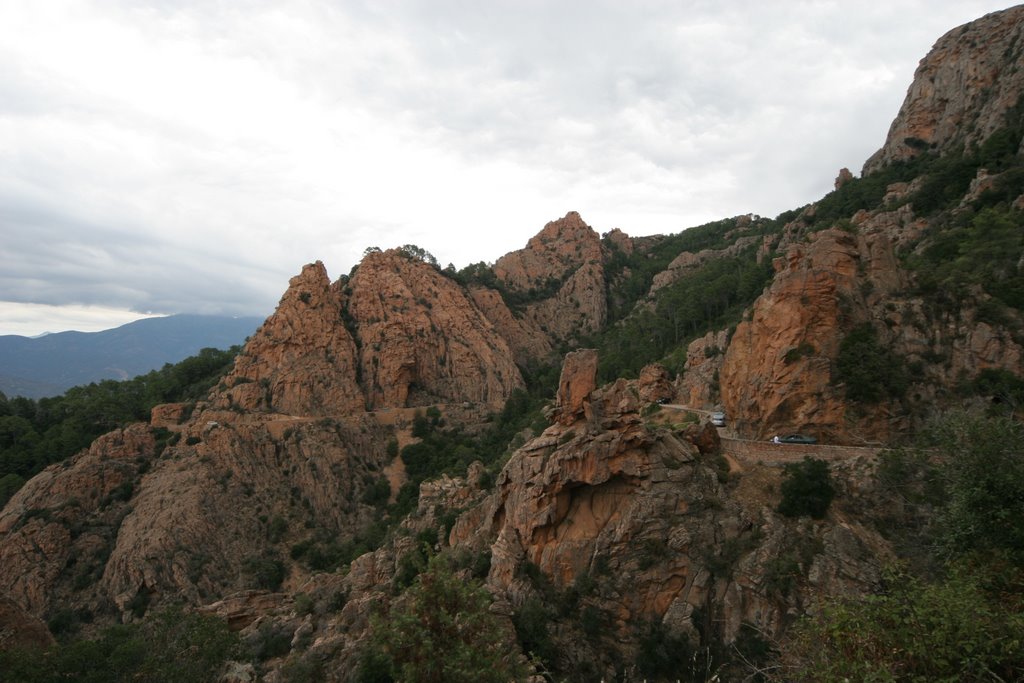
0 314 263 398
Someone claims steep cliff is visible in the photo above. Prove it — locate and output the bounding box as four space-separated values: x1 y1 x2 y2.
220 262 365 416
223 254 524 415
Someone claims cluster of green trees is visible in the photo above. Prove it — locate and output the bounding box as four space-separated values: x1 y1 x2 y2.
594 248 772 381
777 457 836 519
907 204 1024 313
601 216 771 323
0 346 239 508
777 412 1024 680
835 323 909 404
0 607 240 683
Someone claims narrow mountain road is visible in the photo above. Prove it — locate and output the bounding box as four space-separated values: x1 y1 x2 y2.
660 404 883 466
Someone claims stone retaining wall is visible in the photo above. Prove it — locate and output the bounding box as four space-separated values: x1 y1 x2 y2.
721 437 880 465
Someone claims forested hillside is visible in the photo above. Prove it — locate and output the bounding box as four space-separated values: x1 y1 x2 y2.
0 347 239 507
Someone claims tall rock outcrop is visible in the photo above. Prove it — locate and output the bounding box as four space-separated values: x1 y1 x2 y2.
347 249 523 410
551 348 599 425
676 329 730 409
443 361 891 678
221 261 365 416
224 254 524 414
863 5 1024 173
491 211 608 344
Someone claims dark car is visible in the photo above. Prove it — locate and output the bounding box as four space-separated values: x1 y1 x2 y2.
774 434 817 445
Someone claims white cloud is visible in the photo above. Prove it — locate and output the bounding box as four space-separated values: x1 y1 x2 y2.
0 0 1015 336
0 301 164 337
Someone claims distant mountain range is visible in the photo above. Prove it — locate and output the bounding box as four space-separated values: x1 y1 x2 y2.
0 314 264 398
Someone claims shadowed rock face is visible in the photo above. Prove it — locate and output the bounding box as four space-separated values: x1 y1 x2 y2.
0 593 53 651
863 5 1024 174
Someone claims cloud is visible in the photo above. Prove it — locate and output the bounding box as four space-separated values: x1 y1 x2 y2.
0 0 1015 335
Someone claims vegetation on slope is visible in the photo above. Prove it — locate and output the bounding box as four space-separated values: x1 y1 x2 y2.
601 216 766 323
0 346 239 508
358 554 523 683
775 411 1024 681
289 363 559 575
0 607 240 683
594 244 774 381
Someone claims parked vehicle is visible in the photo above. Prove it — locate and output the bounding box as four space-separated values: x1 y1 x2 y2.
710 411 726 427
773 434 817 444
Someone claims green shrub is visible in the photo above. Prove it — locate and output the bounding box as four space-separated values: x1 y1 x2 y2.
0 607 238 683
780 561 1024 681
361 476 391 507
835 323 908 403
636 618 694 681
362 554 523 683
0 472 25 508
243 554 286 590
293 592 314 616
783 341 815 364
267 515 288 543
512 595 557 668
777 458 835 519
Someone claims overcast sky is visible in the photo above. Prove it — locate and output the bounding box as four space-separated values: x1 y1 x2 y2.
0 1 1016 336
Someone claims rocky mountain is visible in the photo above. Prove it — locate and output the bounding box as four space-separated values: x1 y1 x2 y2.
864 4 1024 173
2 5 1024 682
0 314 263 399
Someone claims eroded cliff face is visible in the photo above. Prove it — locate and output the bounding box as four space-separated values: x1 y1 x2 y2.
676 329 730 409
720 228 869 441
181 355 894 681
467 285 553 366
224 254 524 415
719 193 1024 443
864 5 1024 173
